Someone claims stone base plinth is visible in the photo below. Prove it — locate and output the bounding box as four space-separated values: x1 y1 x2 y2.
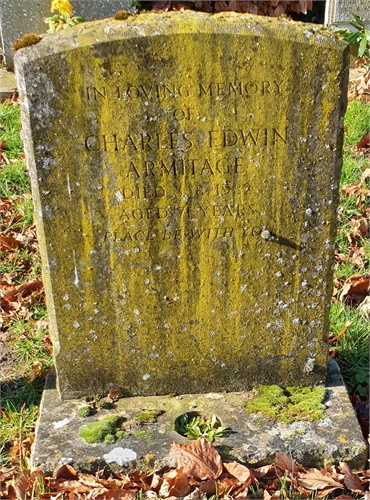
31 360 367 475
0 69 17 99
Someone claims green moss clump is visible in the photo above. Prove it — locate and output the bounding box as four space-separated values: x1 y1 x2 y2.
134 430 147 438
77 405 92 418
115 430 128 439
245 386 326 424
13 33 42 52
98 400 114 409
104 434 115 444
134 409 162 424
134 429 154 445
78 416 119 443
114 11 132 20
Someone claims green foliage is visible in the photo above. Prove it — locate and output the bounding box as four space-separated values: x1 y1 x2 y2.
45 13 84 33
338 13 370 61
115 430 128 439
0 162 29 197
0 246 41 285
343 99 370 150
174 413 228 442
245 385 326 424
13 197 34 230
77 405 91 418
104 433 115 444
329 303 369 396
0 101 23 158
78 416 119 444
13 329 52 374
0 382 42 467
98 399 114 409
134 408 162 424
0 400 38 457
334 99 370 280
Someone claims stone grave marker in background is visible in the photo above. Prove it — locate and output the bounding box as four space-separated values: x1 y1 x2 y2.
15 11 349 401
0 0 134 70
325 0 370 29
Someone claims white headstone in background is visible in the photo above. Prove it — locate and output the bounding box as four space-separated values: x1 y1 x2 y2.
325 0 370 29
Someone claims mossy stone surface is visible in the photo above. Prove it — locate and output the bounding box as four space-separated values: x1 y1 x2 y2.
31 365 368 475
15 12 348 399
78 415 119 443
245 385 326 424
134 409 162 424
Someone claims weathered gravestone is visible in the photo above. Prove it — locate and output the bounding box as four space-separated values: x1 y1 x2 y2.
15 11 369 475
15 11 349 401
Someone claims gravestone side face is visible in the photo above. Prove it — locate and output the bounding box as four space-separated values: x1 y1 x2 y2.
325 0 370 29
15 12 348 400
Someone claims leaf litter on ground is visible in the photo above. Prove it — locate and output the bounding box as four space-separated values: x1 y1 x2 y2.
0 439 368 500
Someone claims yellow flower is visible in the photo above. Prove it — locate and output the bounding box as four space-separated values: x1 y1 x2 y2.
51 0 73 16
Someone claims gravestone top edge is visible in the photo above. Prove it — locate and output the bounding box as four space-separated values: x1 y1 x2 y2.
14 10 347 65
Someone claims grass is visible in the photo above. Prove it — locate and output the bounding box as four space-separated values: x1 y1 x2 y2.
331 97 370 396
0 94 369 473
0 99 52 469
330 302 370 396
0 161 29 197
343 99 370 148
0 101 23 158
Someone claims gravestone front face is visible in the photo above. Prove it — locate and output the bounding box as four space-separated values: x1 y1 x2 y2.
15 12 348 399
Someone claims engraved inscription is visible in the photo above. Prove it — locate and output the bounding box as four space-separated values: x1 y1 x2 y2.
85 80 285 102
83 78 289 246
85 127 288 152
105 225 261 243
108 157 247 180
118 203 257 221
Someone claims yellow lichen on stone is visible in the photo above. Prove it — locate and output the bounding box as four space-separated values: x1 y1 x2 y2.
14 12 349 399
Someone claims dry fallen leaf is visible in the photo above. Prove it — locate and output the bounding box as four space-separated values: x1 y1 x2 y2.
297 469 343 490
152 1 171 12
316 486 345 498
348 248 366 268
223 461 253 484
359 296 370 317
328 320 353 344
10 437 34 466
331 496 355 500
93 489 137 500
14 471 29 500
357 133 370 150
2 279 43 301
339 274 370 302
0 234 23 250
273 452 295 474
55 464 78 480
349 217 369 240
159 468 191 497
339 463 363 493
171 438 223 481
